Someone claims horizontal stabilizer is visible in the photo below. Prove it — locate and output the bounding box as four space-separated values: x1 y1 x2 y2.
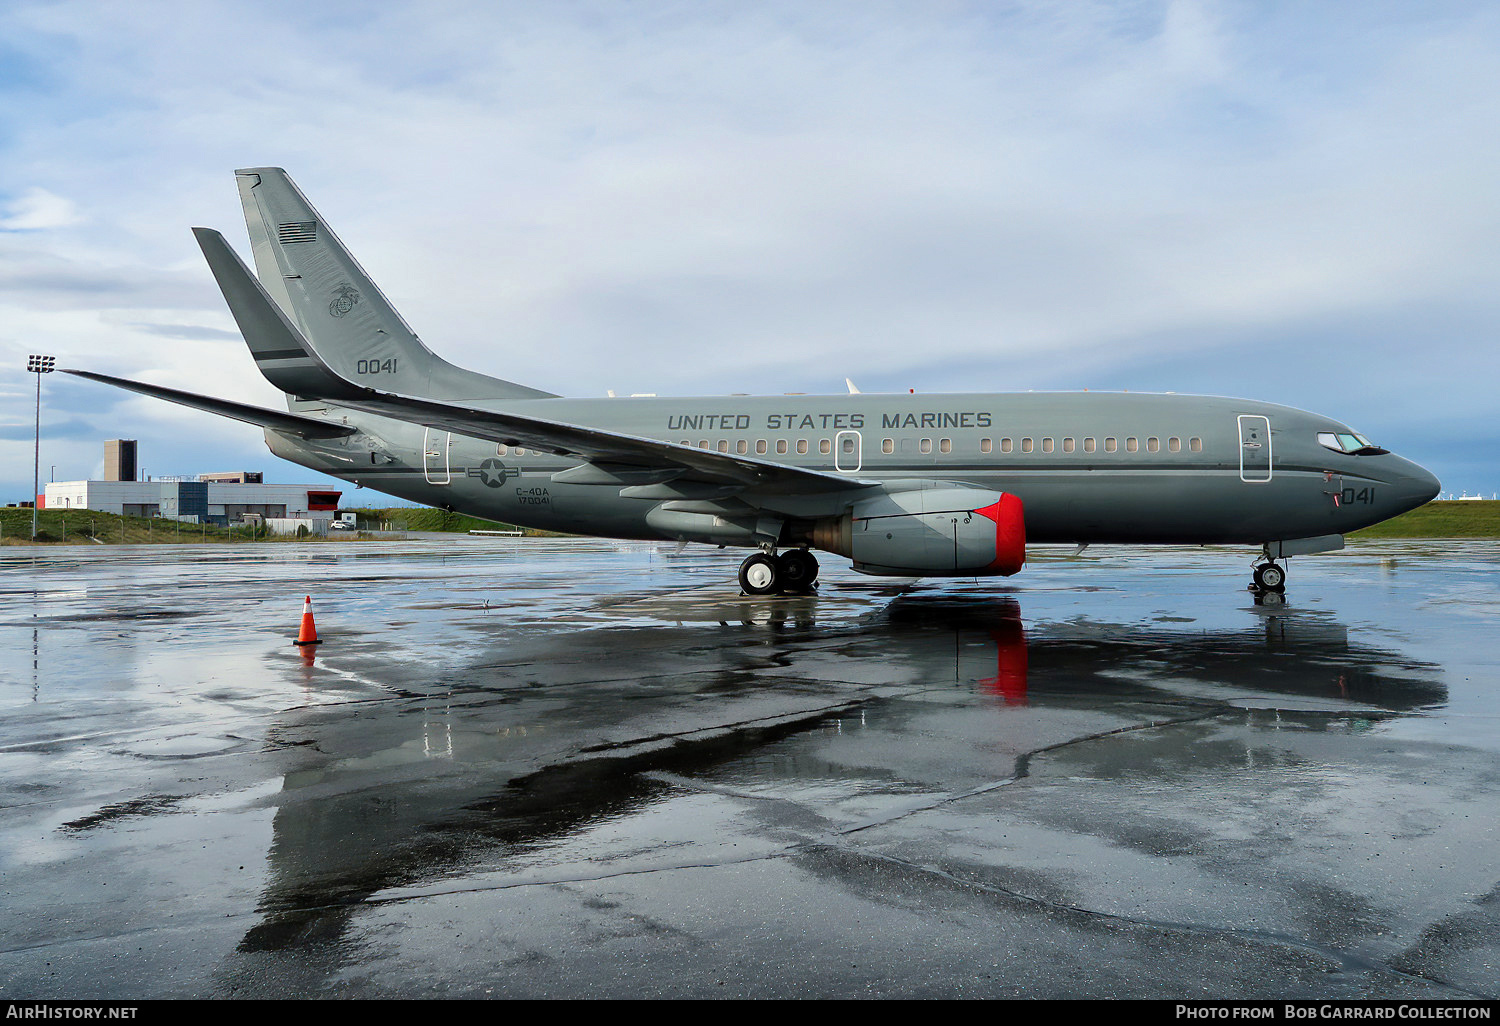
61 369 356 439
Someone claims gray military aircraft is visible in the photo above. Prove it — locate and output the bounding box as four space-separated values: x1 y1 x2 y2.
66 168 1440 597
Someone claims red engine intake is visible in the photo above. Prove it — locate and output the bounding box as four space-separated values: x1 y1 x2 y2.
812 487 1026 577
971 493 1026 576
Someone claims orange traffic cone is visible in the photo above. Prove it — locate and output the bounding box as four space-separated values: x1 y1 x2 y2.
293 595 321 646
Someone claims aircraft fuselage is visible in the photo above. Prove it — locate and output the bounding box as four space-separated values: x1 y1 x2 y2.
269 389 1439 547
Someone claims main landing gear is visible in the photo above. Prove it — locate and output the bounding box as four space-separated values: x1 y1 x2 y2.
738 548 819 596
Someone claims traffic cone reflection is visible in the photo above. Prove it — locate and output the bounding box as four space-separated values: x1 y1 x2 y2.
294 595 321 647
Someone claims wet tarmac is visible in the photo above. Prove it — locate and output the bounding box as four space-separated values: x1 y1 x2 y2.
0 538 1496 999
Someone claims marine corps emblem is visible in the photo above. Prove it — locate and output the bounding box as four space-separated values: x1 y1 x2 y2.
328 283 360 318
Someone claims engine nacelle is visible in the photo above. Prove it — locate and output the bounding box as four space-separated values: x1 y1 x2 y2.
812 487 1025 577
645 505 758 546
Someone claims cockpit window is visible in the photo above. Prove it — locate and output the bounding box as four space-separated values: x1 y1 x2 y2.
1318 431 1389 456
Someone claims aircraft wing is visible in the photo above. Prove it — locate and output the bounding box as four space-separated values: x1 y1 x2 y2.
59 369 356 439
193 225 879 497
328 389 880 494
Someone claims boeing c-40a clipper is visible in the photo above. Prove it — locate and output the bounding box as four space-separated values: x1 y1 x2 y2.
67 168 1440 597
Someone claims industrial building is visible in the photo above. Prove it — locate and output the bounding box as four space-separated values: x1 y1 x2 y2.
42 477 341 522
41 441 342 532
103 439 137 482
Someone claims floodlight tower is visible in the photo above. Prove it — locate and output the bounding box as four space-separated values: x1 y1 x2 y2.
28 355 55 540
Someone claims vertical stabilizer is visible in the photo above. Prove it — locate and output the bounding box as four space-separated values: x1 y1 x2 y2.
232 168 556 402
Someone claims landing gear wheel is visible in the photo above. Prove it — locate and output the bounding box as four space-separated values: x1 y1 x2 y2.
739 553 780 595
776 549 819 593
1253 562 1286 592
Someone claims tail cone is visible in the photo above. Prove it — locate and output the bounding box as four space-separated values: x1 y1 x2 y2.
294 595 321 646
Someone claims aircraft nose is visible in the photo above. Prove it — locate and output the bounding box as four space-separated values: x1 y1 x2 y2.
1392 459 1440 513
1416 465 1440 502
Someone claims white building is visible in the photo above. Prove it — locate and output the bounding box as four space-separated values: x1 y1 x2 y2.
42 478 343 525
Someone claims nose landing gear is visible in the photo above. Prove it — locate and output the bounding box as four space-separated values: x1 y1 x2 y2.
738 548 820 596
1249 556 1287 604
1252 560 1286 592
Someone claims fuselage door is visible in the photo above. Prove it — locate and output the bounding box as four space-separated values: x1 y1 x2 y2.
1237 415 1272 483
424 428 452 485
835 430 863 473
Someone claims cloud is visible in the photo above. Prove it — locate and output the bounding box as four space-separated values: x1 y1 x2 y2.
0 187 82 230
0 416 97 441
0 0 1496 496
125 323 242 342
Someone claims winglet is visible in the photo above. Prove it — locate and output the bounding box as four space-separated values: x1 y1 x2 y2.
192 226 359 401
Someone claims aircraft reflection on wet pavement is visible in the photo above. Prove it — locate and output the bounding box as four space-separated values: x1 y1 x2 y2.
232 598 1444 960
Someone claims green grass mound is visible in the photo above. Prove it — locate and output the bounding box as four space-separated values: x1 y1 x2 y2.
1350 500 1500 539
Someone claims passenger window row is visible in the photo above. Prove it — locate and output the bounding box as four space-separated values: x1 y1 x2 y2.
687 439 826 456
980 435 1201 455
505 435 1204 460
506 439 828 458
882 435 1203 456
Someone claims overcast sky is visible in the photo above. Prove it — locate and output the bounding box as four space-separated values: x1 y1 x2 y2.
1 0 1496 504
